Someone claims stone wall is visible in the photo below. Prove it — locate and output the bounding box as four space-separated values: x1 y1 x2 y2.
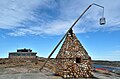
55 33 93 78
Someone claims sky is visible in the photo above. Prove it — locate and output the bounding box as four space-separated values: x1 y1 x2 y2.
0 0 120 61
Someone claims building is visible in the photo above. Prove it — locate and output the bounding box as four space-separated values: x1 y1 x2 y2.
55 30 93 78
9 48 37 59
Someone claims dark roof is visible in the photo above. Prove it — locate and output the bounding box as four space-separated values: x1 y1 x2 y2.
17 48 32 52
9 52 37 54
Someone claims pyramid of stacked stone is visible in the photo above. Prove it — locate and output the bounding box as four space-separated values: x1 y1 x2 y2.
55 31 93 78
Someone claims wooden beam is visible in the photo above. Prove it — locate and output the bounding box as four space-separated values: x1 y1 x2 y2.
39 3 94 71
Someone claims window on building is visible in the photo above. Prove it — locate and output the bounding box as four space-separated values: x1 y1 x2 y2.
14 54 17 56
76 58 81 63
17 53 20 56
31 53 35 56
22 53 25 56
27 53 30 56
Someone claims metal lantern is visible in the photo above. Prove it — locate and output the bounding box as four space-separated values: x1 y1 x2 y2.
100 17 106 25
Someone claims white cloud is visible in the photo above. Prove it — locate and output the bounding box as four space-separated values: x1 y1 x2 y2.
8 28 35 36
0 0 120 36
8 19 74 36
0 0 54 29
37 19 73 35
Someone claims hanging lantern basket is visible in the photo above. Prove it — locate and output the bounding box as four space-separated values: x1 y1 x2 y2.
100 17 106 25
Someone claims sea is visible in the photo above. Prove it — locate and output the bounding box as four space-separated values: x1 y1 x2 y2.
93 64 120 71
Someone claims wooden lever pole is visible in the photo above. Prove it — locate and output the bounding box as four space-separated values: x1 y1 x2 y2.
39 3 94 71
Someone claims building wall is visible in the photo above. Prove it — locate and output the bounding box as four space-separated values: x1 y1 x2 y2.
9 52 37 59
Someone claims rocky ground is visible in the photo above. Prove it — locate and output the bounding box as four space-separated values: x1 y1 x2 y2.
0 67 62 79
0 67 120 79
0 58 120 79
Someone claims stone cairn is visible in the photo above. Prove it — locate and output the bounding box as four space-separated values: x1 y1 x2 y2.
55 31 93 78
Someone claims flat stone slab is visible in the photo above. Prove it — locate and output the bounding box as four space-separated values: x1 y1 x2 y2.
0 72 120 79
0 67 120 79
